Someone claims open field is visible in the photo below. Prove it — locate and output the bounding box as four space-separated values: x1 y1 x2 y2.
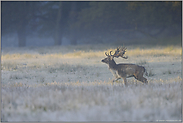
1 44 182 121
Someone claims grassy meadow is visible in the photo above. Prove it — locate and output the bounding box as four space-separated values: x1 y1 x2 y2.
1 44 182 121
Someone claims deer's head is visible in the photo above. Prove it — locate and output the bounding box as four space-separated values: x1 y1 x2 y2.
101 51 114 64
101 46 128 64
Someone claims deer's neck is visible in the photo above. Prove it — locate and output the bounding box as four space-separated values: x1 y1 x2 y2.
109 59 118 70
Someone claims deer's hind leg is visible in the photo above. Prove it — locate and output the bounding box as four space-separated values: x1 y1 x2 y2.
138 77 148 84
134 74 148 84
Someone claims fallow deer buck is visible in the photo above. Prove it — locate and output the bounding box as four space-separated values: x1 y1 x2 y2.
101 46 148 85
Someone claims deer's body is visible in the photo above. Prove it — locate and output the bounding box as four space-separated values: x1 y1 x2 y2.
101 47 148 85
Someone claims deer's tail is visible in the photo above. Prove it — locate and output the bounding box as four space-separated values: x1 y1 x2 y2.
143 67 148 76
144 68 148 76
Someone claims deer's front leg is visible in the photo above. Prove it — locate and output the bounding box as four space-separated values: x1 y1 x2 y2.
110 69 120 82
113 77 121 82
122 77 127 86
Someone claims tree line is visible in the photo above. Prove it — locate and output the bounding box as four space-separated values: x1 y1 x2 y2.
2 1 182 47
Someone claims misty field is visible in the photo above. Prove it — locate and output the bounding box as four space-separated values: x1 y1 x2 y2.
1 44 182 121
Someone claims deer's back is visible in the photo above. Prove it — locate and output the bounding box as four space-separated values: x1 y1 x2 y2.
117 63 138 69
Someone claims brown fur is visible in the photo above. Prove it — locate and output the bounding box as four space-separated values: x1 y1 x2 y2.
101 56 148 85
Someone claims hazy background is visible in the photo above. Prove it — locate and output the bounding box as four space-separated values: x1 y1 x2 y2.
1 1 182 121
1 1 182 48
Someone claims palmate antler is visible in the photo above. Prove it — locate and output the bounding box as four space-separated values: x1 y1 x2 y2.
105 46 128 59
113 46 128 59
105 51 113 56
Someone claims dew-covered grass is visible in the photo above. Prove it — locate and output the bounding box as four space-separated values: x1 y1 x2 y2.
1 44 182 121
